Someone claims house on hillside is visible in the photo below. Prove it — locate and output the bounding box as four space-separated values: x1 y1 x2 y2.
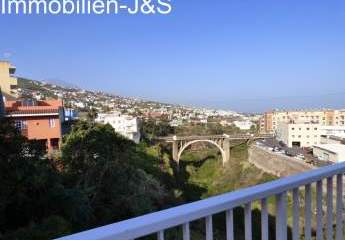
5 98 65 152
96 112 141 143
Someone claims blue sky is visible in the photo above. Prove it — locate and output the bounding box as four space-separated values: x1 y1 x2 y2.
1 0 345 112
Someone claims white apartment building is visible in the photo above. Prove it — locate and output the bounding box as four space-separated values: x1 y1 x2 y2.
233 120 255 130
96 112 141 143
260 109 345 133
276 122 320 148
276 122 345 148
319 125 345 138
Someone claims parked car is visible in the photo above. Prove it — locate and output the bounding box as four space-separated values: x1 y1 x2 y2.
285 150 297 157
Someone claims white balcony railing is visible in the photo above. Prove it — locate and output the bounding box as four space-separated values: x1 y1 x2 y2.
56 162 345 240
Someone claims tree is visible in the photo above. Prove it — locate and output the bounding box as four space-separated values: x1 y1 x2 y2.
141 119 175 143
61 121 167 225
0 118 170 239
86 108 98 123
0 118 89 239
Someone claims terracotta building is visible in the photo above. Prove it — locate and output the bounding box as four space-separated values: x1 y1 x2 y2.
5 99 64 152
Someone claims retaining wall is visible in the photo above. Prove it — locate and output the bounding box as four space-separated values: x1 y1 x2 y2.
248 145 315 177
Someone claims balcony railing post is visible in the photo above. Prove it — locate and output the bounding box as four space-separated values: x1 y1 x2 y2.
316 180 323 240
336 174 343 240
326 177 333 240
276 192 287 240
226 209 234 240
157 230 164 240
292 188 300 240
245 203 252 240
261 198 268 240
304 184 312 240
206 215 213 240
182 222 190 240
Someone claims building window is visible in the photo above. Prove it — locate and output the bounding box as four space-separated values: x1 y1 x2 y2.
14 120 27 130
306 128 310 130
49 119 56 128
314 128 318 130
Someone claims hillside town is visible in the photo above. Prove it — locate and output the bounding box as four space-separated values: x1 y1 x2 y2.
0 61 262 146
19 77 255 127
1 60 345 164
3 2 345 239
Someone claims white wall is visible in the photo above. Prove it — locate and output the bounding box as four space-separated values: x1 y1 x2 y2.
313 145 345 163
276 122 320 148
233 120 254 130
313 147 337 162
96 112 141 143
319 126 345 138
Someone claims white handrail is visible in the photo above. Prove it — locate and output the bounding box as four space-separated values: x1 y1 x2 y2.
56 162 345 240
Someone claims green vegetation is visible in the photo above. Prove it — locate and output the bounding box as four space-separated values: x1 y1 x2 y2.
0 120 172 239
0 118 280 240
178 144 276 199
175 122 242 136
141 119 175 143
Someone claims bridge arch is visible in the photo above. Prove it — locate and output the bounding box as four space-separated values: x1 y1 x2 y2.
177 139 227 164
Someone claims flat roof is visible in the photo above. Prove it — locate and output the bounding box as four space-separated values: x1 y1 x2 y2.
321 135 345 141
313 144 345 155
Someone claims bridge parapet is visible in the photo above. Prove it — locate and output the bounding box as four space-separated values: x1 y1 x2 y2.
156 134 274 142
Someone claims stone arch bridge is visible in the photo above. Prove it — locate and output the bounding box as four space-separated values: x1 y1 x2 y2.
156 134 273 165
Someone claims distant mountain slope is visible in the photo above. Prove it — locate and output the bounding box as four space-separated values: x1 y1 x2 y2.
17 77 58 99
43 78 79 89
17 77 41 90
